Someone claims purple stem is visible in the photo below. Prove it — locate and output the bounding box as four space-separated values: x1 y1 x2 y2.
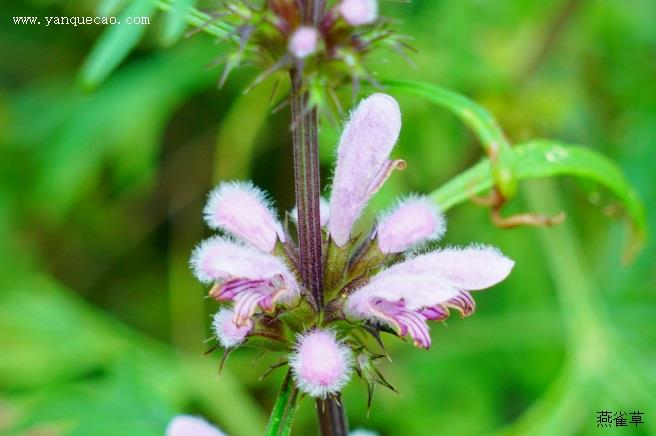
290 2 348 435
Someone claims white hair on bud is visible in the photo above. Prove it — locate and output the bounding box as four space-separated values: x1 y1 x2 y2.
376 195 446 253
189 236 299 295
392 244 515 290
289 329 353 398
328 93 402 246
212 308 252 348
203 180 284 252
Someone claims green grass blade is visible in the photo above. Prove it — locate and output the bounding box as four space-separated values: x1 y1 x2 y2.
160 0 197 46
97 0 126 16
154 0 235 40
80 0 157 87
266 371 301 436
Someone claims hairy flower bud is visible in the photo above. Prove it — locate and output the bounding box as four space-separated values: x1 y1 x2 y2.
289 329 353 398
288 26 319 58
203 181 284 252
166 415 225 436
212 308 252 348
339 0 378 26
328 93 403 246
376 196 445 253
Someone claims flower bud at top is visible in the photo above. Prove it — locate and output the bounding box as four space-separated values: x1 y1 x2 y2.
166 415 225 436
338 0 378 26
376 196 445 254
289 329 353 398
212 308 252 348
288 26 319 58
203 181 284 252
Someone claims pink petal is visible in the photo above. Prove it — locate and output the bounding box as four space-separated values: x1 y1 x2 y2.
376 196 445 254
203 181 284 252
166 415 225 436
289 330 353 398
328 93 402 246
392 245 514 290
212 308 252 348
347 272 460 316
366 298 432 348
190 237 299 293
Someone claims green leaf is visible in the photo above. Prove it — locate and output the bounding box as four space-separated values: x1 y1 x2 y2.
154 0 235 40
265 371 301 436
160 0 197 46
79 0 157 87
0 267 266 436
97 0 126 16
384 79 517 197
430 139 647 258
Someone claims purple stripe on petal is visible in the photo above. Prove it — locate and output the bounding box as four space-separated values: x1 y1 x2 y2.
233 289 266 326
420 305 449 321
446 291 476 317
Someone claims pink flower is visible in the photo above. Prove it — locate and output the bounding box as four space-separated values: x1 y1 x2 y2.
288 26 319 58
375 196 446 254
346 245 514 348
328 93 404 246
338 0 378 26
212 308 253 348
204 181 284 252
190 92 515 403
166 415 225 436
191 236 300 325
289 329 353 398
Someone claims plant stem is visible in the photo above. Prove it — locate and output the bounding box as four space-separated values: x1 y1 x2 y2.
290 68 349 436
290 2 348 434
290 71 323 310
316 395 349 436
266 370 301 436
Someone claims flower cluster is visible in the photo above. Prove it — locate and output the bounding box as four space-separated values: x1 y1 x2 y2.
212 0 409 109
191 93 514 400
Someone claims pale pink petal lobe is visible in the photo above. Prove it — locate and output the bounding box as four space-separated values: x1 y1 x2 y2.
212 308 252 348
328 93 402 246
203 181 284 252
393 245 514 290
376 196 445 253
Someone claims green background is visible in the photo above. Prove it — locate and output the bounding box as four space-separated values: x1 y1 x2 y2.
1 0 654 435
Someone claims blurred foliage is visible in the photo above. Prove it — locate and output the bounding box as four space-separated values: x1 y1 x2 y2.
1 0 655 435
